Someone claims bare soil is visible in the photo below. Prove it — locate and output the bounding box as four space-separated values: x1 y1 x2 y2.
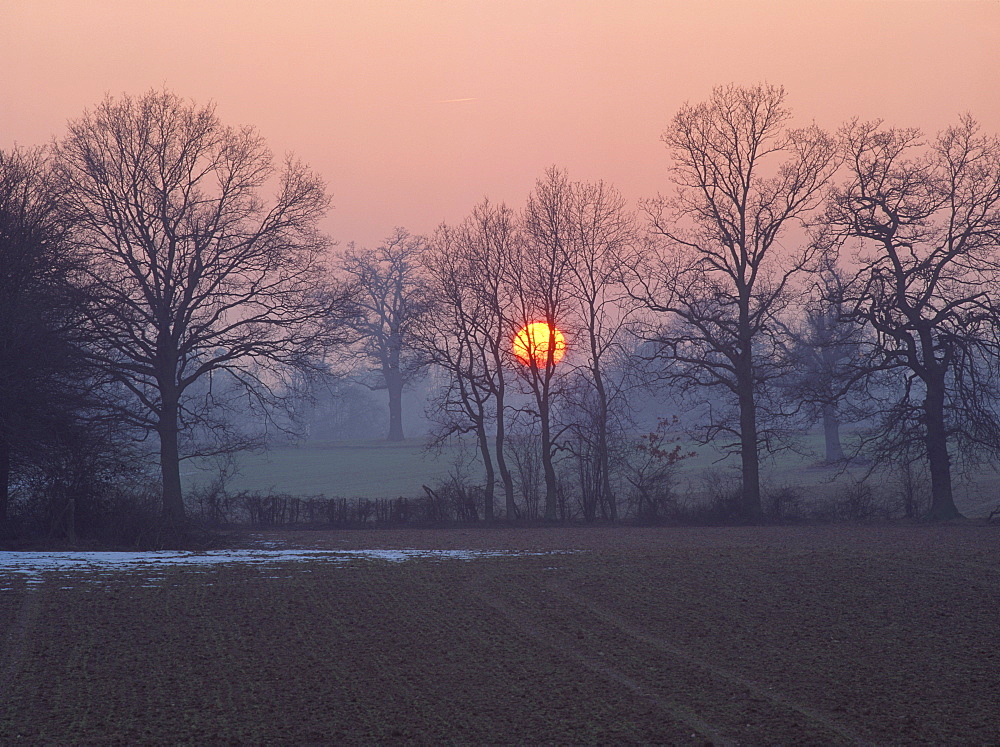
1 524 998 744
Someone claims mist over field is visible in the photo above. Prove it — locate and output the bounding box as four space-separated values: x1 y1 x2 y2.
2 1 999 533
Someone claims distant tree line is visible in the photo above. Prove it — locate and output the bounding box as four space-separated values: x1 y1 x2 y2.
2 84 999 542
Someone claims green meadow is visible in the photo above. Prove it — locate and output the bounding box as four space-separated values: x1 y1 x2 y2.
182 433 1000 518
184 438 464 499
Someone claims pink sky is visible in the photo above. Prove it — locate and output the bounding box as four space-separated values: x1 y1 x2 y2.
3 0 998 248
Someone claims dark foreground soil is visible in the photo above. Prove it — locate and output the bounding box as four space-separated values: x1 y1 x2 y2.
1 525 998 744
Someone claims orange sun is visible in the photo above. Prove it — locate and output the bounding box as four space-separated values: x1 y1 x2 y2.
513 322 566 367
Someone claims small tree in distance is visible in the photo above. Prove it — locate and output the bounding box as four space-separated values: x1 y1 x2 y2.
783 255 864 463
625 416 696 522
339 228 432 442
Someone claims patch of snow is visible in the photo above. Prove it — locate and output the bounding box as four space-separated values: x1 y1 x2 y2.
0 548 574 588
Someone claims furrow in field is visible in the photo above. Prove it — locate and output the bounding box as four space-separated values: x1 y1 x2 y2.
467 570 732 745
546 580 867 745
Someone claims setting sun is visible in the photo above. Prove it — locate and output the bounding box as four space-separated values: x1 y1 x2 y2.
513 322 566 367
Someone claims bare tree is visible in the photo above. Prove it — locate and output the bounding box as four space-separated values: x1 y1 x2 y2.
52 90 339 528
0 146 91 534
623 416 695 522
511 167 577 520
636 84 838 522
560 178 640 521
783 256 864 463
421 201 519 520
340 228 430 442
828 116 1000 520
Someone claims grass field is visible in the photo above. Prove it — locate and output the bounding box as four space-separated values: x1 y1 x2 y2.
184 438 463 499
2 525 998 743
184 434 1000 519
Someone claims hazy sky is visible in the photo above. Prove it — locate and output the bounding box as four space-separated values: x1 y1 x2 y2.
3 0 998 248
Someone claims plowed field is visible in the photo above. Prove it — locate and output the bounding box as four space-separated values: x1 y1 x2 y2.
1 525 998 744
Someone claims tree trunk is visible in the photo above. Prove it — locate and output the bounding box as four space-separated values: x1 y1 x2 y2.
581 456 597 522
65 497 77 546
599 446 615 521
159 402 186 527
386 368 404 442
0 437 10 534
923 380 962 520
494 396 517 521
822 404 845 462
735 324 762 523
737 373 762 523
476 421 495 522
592 366 616 523
539 396 558 521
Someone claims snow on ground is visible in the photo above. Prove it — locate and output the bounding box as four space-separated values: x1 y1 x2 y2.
0 548 571 590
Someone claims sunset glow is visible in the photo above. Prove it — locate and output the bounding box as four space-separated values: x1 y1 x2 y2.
513 322 566 367
2 2 996 250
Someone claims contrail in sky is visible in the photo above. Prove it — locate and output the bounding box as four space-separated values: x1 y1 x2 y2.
435 97 477 104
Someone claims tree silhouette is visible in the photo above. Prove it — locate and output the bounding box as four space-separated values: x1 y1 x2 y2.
511 168 577 520
783 257 864 463
52 90 339 528
559 177 640 521
0 146 91 534
339 228 431 442
421 202 519 519
637 84 838 522
828 116 1000 520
